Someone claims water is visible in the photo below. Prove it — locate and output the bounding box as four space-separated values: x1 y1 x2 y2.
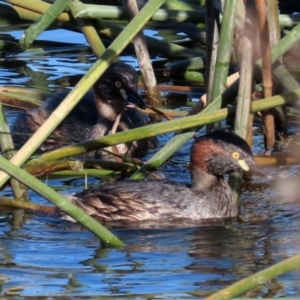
0 29 299 298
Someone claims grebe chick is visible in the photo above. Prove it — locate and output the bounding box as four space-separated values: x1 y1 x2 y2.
12 62 157 160
63 130 261 223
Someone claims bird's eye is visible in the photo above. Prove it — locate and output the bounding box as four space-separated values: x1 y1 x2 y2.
115 81 122 88
232 152 240 159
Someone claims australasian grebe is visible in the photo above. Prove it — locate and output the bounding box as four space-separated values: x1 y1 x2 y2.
12 61 157 160
63 130 261 222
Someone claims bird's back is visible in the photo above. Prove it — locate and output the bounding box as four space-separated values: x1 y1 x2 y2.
12 90 157 156
12 91 102 151
65 179 237 222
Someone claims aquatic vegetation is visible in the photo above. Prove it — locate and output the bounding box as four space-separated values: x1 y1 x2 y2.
0 0 300 297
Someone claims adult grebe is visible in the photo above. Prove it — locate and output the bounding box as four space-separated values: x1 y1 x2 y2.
63 130 261 222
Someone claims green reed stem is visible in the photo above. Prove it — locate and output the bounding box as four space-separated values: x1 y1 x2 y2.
69 1 106 57
165 0 205 12
64 1 203 23
6 0 62 17
20 0 72 48
273 61 300 92
0 100 26 200
100 22 204 58
5 0 299 26
209 0 238 130
204 254 300 300
279 14 300 27
166 57 205 71
256 22 300 72
0 156 124 246
182 71 205 83
0 90 43 108
205 0 219 119
36 88 300 163
131 87 300 179
24 159 137 176
0 195 53 213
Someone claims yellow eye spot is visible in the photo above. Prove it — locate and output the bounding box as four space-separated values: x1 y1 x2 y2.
115 81 122 88
232 152 240 159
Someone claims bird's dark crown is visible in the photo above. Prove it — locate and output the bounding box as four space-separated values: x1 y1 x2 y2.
93 70 133 103
191 130 255 177
92 62 146 112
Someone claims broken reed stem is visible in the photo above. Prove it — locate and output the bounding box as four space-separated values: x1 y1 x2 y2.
254 0 275 152
126 0 162 107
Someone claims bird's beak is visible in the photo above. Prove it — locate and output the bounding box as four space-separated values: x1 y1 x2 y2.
237 159 249 171
122 88 146 109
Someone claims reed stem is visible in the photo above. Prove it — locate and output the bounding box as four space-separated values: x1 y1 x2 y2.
0 156 124 246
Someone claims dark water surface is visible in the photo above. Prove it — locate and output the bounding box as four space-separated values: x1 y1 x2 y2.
0 29 299 298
